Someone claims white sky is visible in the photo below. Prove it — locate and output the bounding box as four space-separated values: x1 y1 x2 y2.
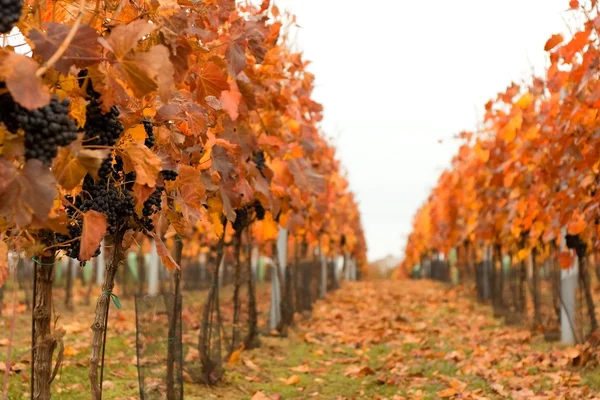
276 0 576 261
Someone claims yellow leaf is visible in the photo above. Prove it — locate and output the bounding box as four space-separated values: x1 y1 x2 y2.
118 141 162 187
123 124 147 143
515 92 533 109
69 97 87 128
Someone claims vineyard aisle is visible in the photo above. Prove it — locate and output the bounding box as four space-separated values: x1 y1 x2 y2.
211 281 600 400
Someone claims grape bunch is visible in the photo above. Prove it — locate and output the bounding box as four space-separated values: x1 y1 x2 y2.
0 0 22 33
141 187 164 231
0 92 78 165
143 120 155 148
233 207 249 232
78 70 124 147
161 169 178 181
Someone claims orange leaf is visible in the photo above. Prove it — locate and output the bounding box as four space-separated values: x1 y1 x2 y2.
0 241 8 287
559 252 575 270
567 211 586 235
279 375 300 385
153 233 180 271
220 80 242 121
570 0 579 9
228 344 245 365
437 387 457 398
119 141 162 187
544 33 564 51
79 211 107 261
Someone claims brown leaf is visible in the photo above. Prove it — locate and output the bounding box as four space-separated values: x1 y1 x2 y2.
119 141 162 187
0 160 57 227
119 45 175 100
226 39 247 75
79 210 107 261
0 51 50 110
102 20 156 60
195 62 229 104
153 233 180 271
30 23 101 75
251 392 271 400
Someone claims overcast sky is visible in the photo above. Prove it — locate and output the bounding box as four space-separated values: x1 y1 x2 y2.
276 0 575 261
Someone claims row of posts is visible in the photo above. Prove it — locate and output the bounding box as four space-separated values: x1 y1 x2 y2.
414 227 580 345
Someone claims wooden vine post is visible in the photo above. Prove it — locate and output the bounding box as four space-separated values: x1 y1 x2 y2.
32 252 57 400
166 235 183 400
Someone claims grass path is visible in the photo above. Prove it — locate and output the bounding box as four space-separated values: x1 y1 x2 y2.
2 280 600 399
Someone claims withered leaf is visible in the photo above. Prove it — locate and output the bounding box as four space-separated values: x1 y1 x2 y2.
0 51 50 110
30 23 101 75
80 210 107 261
153 233 180 271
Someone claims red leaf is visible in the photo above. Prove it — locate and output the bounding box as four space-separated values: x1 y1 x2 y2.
153 233 180 271
569 0 579 9
80 211 107 262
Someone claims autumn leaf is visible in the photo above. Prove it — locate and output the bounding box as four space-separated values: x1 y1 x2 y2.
153 233 180 271
194 62 230 104
226 39 247 75
220 80 242 121
0 51 50 110
278 375 300 385
437 387 457 398
119 141 162 187
29 23 101 75
544 33 563 51
558 251 575 270
0 160 57 227
80 210 107 261
567 210 586 235
102 20 156 60
0 241 8 287
228 344 245 365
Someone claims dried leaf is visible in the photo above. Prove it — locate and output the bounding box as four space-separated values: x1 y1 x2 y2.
153 233 180 271
30 23 101 75
80 210 107 261
0 51 50 110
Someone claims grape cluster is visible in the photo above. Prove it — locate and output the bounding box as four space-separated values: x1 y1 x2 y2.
143 120 155 148
79 175 135 234
233 207 249 232
78 70 124 147
161 169 178 181
0 0 22 33
0 92 78 165
141 187 164 231
252 149 266 173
